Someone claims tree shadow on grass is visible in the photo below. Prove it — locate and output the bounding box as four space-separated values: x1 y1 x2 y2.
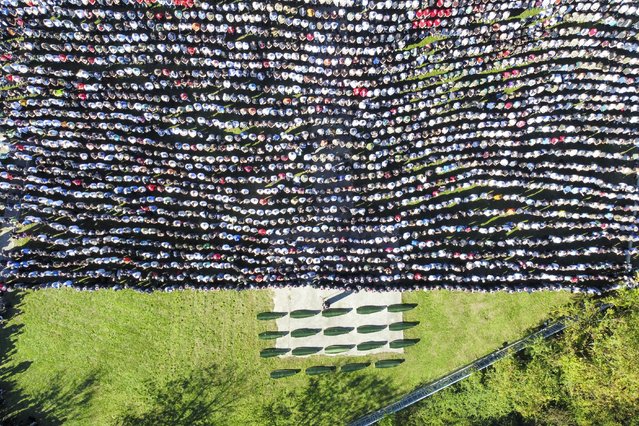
0 291 100 425
262 370 399 426
1 371 101 426
117 364 250 426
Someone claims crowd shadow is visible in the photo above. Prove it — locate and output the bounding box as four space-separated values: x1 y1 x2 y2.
0 291 100 425
261 370 398 426
117 364 250 426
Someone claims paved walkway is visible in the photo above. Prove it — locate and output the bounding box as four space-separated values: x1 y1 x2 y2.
273 287 404 357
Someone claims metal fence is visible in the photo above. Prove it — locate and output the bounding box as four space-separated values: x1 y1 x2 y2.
349 319 568 426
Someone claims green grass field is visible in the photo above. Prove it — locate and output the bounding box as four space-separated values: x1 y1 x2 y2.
0 289 573 425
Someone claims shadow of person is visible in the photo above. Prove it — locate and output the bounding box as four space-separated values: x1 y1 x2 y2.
261 370 399 426
117 364 250 426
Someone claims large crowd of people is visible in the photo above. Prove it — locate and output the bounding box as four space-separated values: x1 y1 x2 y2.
0 0 638 292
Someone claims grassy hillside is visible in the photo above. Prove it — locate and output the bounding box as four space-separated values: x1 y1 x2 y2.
0 289 573 425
